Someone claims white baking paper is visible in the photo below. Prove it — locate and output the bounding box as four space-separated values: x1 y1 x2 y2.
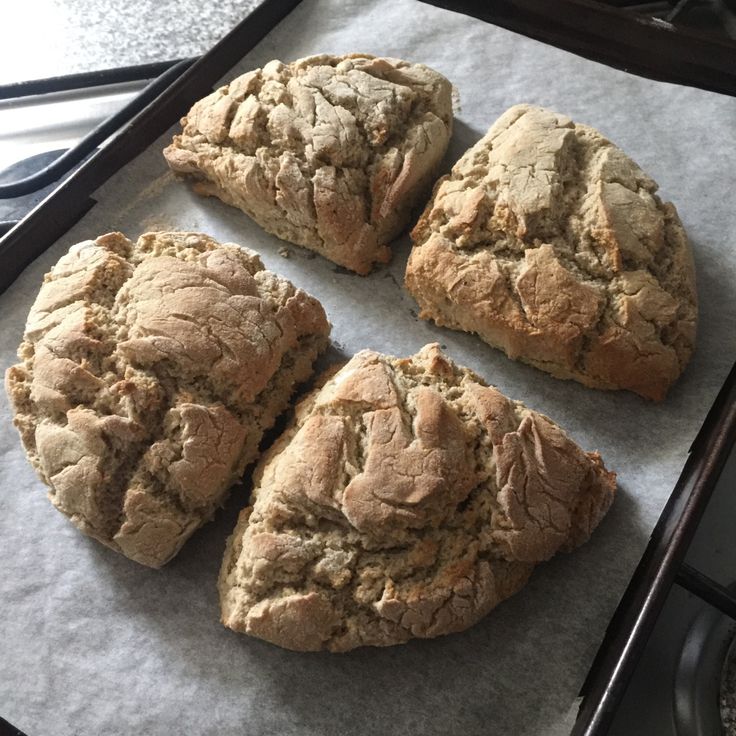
2 1 735 734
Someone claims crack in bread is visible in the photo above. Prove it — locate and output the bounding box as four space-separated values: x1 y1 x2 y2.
164 54 453 274
5 231 330 567
405 104 697 400
218 344 615 651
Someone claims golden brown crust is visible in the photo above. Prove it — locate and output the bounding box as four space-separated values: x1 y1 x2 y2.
5 231 330 567
405 104 697 400
218 344 616 651
164 54 453 274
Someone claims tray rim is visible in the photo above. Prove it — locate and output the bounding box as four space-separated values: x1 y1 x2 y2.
424 0 736 98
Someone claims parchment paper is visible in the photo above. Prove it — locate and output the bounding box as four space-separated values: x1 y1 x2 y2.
2 1 735 734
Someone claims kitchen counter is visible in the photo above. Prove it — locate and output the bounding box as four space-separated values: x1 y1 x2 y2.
1 0 262 85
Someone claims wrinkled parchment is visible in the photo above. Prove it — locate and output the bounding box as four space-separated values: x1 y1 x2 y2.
1 1 735 734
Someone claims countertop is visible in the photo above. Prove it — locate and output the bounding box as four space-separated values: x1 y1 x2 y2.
1 0 262 85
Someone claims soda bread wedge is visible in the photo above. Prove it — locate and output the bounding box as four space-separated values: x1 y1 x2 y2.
406 104 697 401
164 54 453 274
219 344 615 651
5 231 330 567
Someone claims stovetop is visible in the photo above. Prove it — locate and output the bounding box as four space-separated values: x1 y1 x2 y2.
608 448 736 735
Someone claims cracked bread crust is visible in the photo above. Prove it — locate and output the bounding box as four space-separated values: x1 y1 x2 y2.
405 104 697 401
218 343 615 652
163 53 453 274
5 231 330 568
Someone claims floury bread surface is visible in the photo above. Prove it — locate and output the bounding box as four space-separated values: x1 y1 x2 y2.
5 231 330 567
164 53 453 274
219 344 615 651
406 104 697 401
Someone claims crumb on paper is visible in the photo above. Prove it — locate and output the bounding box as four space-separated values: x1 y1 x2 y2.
140 217 177 233
135 171 176 201
278 247 291 258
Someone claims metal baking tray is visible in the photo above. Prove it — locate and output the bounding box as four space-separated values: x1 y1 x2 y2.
1 2 735 734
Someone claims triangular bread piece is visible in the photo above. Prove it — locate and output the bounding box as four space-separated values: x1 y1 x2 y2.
6 231 329 567
219 344 615 651
164 54 453 275
406 104 697 400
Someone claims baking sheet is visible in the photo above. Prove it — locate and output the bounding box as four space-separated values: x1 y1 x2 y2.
2 1 736 733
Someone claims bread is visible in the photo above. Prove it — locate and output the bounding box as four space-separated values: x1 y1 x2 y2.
5 231 330 567
218 343 615 651
405 104 697 401
164 54 453 274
